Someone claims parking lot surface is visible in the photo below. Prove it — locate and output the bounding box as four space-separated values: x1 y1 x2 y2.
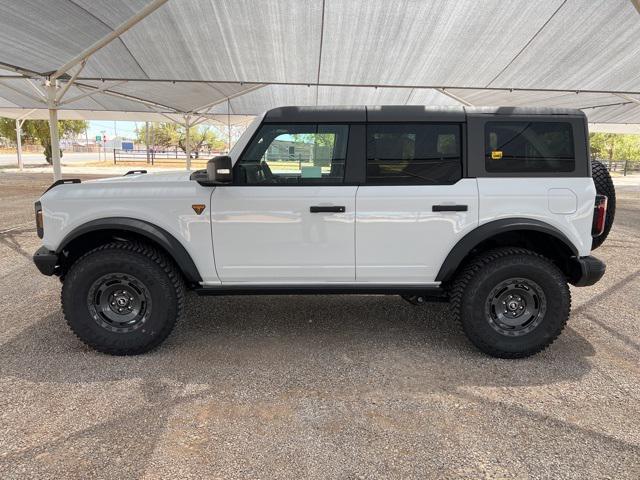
0 172 638 479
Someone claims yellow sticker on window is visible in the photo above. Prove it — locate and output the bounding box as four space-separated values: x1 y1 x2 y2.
491 150 503 160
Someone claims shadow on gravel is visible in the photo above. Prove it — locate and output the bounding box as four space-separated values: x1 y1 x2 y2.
0 294 595 390
0 294 596 475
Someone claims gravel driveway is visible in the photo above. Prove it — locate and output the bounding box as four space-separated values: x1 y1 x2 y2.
0 173 638 479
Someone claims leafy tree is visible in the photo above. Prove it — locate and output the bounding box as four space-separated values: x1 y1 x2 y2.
177 126 217 158
0 117 88 164
136 122 178 151
137 122 226 157
590 132 640 164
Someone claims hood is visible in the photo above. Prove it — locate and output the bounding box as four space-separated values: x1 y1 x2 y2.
86 170 194 184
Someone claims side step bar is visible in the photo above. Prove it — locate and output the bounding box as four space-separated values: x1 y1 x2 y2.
195 284 445 297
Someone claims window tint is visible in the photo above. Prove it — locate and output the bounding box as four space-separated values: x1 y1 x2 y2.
236 124 348 184
366 124 462 185
485 121 575 173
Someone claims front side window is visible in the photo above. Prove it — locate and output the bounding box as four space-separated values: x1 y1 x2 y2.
366 124 462 185
236 124 349 184
485 121 575 173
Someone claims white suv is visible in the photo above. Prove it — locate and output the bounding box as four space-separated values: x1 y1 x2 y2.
33 106 613 358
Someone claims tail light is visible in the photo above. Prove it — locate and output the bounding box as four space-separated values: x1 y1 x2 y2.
592 195 607 237
34 201 43 239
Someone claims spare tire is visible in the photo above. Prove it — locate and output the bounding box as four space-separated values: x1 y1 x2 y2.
591 160 616 250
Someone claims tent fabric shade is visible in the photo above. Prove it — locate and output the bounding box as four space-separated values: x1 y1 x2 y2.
0 0 639 125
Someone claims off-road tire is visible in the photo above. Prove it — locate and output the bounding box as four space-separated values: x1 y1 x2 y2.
450 248 570 359
591 160 616 250
61 242 185 355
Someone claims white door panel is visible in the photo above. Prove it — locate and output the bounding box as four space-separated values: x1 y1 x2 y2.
211 186 357 282
356 179 479 282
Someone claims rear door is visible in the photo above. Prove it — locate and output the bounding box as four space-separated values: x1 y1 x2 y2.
210 123 358 282
356 122 479 283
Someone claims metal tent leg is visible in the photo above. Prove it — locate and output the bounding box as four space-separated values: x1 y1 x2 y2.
184 117 191 171
15 119 23 171
46 81 62 181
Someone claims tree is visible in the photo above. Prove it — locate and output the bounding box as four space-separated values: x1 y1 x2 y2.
589 132 640 164
135 122 178 151
0 117 88 164
136 122 226 157
178 126 226 158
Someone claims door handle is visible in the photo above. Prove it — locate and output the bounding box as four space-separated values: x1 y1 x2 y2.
310 206 346 213
432 205 468 212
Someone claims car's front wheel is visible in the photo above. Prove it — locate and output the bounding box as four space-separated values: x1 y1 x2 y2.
61 242 185 355
450 248 570 358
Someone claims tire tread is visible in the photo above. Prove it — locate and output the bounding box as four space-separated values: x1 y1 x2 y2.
61 241 185 355
450 247 571 358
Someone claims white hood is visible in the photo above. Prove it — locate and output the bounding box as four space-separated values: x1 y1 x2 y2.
86 170 194 184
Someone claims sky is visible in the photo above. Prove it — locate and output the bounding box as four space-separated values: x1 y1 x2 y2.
86 121 139 140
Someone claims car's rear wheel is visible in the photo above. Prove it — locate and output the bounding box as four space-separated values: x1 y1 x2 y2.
450 248 570 358
62 242 185 355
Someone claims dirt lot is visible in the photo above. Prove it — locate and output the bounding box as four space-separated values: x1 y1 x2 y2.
0 172 638 479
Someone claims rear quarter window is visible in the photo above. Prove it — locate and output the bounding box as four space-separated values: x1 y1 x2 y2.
485 121 575 173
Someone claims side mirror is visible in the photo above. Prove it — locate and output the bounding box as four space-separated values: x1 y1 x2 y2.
207 156 233 184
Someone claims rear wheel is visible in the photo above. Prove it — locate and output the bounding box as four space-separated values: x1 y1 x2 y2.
450 248 570 358
62 242 185 355
591 159 616 250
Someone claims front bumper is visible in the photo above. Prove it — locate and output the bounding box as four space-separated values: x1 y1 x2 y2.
571 255 606 287
33 246 58 276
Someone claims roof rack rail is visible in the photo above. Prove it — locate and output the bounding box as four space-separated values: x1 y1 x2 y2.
125 170 147 176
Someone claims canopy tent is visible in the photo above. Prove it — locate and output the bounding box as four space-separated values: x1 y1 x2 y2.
1 0 639 178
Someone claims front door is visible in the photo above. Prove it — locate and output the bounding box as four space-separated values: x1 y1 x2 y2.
210 123 357 283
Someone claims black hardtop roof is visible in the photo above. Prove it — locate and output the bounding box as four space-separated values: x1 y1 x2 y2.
263 105 586 123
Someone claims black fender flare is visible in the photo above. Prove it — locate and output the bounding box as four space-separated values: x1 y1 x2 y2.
435 218 579 283
57 217 202 284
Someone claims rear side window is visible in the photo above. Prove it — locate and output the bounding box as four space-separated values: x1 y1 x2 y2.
485 121 575 173
366 124 462 185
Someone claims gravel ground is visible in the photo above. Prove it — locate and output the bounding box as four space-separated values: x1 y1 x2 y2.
0 172 638 479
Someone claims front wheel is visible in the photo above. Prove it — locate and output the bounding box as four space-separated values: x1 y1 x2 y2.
450 248 570 358
61 242 185 355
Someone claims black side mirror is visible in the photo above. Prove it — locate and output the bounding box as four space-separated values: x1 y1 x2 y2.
207 156 233 184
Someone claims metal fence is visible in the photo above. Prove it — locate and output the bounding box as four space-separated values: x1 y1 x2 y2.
113 148 222 165
600 160 640 176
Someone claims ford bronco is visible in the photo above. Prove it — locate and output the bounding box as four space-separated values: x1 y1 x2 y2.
33 106 614 358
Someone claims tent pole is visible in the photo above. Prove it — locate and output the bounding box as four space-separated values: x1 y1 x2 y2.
15 119 23 171
46 80 62 181
145 121 150 164
227 98 231 153
184 116 191 171
51 0 168 80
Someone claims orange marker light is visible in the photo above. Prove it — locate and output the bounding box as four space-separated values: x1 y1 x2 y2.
192 204 206 215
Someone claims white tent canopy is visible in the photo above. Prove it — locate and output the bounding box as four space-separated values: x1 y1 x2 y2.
1 0 640 178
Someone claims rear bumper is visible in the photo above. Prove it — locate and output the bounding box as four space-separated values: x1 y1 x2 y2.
33 246 58 276
571 255 606 287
